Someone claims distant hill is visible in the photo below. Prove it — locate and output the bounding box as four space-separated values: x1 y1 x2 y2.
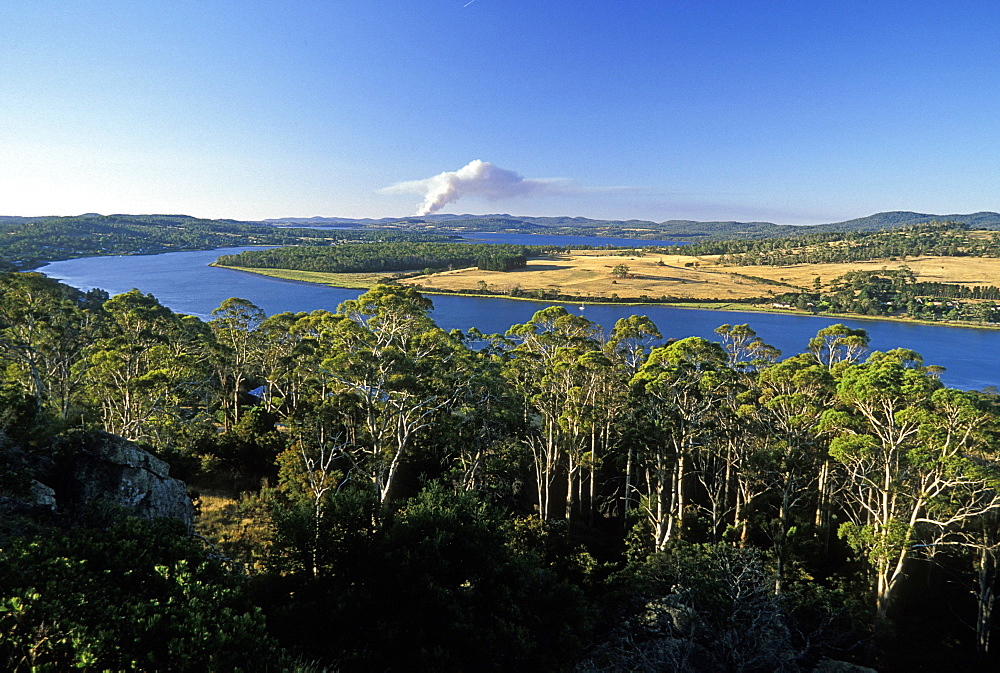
811 211 1000 232
263 211 1000 241
0 215 49 229
4 211 1000 270
0 213 448 270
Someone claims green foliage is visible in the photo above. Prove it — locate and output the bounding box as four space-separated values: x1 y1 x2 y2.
611 262 630 278
208 407 287 479
0 516 283 671
261 483 594 671
264 482 380 578
788 266 1000 323
807 324 870 368
477 249 529 271
838 519 914 585
82 289 214 445
586 543 809 672
828 434 878 463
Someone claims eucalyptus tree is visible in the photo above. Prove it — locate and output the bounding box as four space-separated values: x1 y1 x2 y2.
209 297 265 429
715 323 780 371
807 323 869 370
607 315 661 376
581 345 636 524
916 390 1000 656
276 398 355 578
0 273 65 401
442 343 526 502
822 349 1000 623
289 310 350 397
255 309 363 511
505 306 604 521
750 354 836 591
249 310 337 416
0 272 105 419
554 347 619 522
154 313 219 446
606 315 661 518
960 509 1000 657
85 289 212 444
322 285 476 506
706 323 781 544
630 336 731 549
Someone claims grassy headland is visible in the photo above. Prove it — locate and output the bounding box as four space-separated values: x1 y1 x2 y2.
212 263 399 289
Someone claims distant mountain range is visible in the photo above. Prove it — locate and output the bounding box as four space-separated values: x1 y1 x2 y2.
263 211 1000 240
5 211 1000 249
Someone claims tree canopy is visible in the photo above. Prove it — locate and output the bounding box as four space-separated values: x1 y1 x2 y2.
2 274 1000 671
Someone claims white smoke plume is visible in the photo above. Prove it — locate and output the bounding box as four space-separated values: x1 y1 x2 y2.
382 160 568 216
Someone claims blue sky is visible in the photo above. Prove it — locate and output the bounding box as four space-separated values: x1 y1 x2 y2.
3 1 1000 223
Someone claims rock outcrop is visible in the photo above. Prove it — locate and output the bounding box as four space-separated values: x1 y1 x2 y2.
53 431 195 529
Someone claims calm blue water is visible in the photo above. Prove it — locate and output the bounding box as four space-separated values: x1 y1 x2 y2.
40 247 1000 391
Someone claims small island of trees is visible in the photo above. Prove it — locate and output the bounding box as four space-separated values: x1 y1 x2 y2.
215 241 549 275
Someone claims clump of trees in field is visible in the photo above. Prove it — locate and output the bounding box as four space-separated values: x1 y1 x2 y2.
3 273 1000 671
775 267 1000 323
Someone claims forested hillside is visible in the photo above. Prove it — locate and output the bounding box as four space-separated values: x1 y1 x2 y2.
2 273 1000 671
681 222 1000 262
0 214 449 270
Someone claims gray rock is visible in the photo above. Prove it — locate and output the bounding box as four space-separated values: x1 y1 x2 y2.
28 480 57 510
59 431 194 530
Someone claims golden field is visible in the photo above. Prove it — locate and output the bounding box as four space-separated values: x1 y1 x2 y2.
395 251 1000 301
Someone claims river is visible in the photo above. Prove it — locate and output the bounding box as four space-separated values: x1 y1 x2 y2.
40 246 1000 391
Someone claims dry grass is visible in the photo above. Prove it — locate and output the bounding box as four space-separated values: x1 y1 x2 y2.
736 255 1000 288
194 491 241 540
195 490 271 571
394 251 1000 301
216 251 1000 303
398 251 761 299
214 264 396 289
